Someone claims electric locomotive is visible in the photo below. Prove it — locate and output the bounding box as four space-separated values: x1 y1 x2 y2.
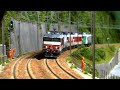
42 31 65 58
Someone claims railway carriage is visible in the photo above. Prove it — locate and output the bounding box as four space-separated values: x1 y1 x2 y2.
82 32 92 46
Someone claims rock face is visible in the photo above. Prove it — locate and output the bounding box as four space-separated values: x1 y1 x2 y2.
107 49 120 78
95 50 119 78
108 62 120 77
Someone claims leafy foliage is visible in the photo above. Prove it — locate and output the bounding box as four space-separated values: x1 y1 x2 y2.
109 45 116 52
84 62 99 77
1 11 120 46
96 48 106 61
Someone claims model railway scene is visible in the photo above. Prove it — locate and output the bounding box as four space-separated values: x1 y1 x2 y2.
0 11 120 79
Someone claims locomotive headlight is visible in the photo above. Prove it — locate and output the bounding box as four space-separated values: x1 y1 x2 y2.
55 46 59 49
46 46 48 48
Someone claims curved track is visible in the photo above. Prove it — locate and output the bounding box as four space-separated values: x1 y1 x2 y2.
45 59 76 79
13 57 32 79
0 49 85 79
29 58 58 79
56 59 84 79
0 54 35 79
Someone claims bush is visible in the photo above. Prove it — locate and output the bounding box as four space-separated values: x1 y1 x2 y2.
6 59 10 63
71 46 93 60
71 45 108 62
84 63 99 77
95 53 101 61
70 50 82 60
96 48 106 60
109 46 116 52
84 49 92 60
70 63 77 69
79 47 92 60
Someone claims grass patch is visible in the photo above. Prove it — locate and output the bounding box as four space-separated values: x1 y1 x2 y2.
0 59 11 66
0 60 2 65
66 57 77 69
68 44 120 77
5 59 10 63
0 53 11 65
70 45 119 64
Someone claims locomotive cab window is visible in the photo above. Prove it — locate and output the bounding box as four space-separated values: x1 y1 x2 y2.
43 37 52 41
52 38 61 42
43 37 61 42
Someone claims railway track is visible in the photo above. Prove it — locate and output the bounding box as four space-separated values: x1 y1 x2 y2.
12 55 26 79
29 58 57 79
13 58 33 79
29 58 83 79
0 54 35 79
12 54 35 79
56 59 84 79
0 49 85 79
45 59 76 79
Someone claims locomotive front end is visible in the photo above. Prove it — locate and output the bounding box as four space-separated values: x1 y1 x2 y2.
43 44 61 58
43 33 62 58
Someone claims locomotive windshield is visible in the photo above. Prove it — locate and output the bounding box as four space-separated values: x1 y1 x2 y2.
43 37 61 42
43 37 52 41
52 38 61 42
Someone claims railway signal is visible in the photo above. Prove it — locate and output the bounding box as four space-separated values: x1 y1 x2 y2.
8 21 13 50
10 21 13 27
10 21 14 30
8 20 14 33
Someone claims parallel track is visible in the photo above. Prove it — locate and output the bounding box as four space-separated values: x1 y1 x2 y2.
56 59 80 79
45 59 60 79
1 48 85 79
26 59 34 79
45 59 76 79
13 55 33 79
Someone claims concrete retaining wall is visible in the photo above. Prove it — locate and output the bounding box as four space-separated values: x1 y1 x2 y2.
95 50 119 78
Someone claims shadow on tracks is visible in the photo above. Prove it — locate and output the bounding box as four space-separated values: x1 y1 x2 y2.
32 52 44 60
27 50 57 60
44 57 57 59
25 50 44 60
